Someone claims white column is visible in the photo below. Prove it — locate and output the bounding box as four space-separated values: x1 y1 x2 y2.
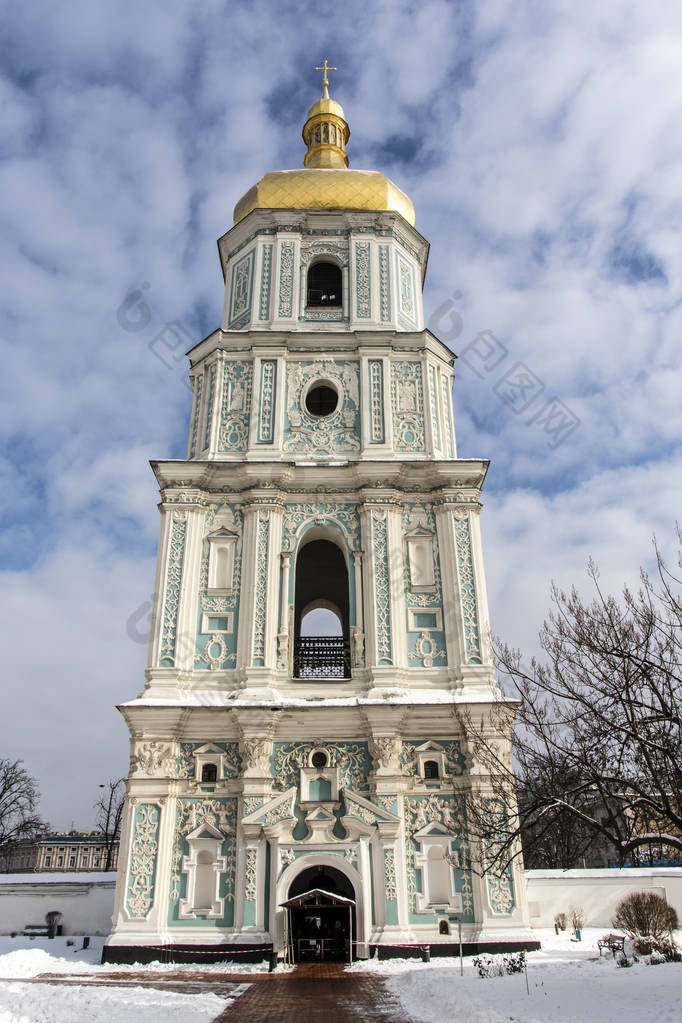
277 551 292 672
352 550 364 636
357 836 372 954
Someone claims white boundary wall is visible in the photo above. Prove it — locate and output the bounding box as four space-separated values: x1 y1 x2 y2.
0 873 116 936
2 868 681 938
526 868 682 928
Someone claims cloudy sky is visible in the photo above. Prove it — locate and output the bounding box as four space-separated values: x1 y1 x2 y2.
1 0 681 830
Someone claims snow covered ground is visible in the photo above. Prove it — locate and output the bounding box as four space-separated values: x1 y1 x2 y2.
0 982 232 1023
350 928 682 1023
0 935 273 977
0 929 681 1022
0 936 254 1023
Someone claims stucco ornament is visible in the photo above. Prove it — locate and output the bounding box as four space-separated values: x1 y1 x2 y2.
370 736 401 771
130 742 175 777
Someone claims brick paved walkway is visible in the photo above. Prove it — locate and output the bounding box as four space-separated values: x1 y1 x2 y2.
211 962 412 1022
21 962 411 1022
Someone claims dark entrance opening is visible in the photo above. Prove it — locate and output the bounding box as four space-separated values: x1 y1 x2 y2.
282 866 356 963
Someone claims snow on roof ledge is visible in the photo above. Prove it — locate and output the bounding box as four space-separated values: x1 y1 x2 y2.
0 872 118 886
526 867 682 879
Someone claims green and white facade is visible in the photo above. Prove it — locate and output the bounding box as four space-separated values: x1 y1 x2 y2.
105 107 533 963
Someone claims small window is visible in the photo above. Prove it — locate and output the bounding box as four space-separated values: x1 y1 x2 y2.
439 919 450 935
306 262 342 307
424 760 440 780
311 750 328 769
201 763 218 783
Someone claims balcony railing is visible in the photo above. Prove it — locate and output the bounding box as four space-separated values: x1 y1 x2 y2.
294 636 351 679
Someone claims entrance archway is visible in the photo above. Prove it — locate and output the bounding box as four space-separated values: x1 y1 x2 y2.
282 864 357 962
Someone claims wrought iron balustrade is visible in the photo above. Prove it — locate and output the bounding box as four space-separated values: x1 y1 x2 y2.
294 636 351 679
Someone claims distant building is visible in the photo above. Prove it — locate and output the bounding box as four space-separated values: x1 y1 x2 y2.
2 832 119 873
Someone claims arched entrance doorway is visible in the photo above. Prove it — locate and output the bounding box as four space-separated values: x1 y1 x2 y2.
282 864 356 963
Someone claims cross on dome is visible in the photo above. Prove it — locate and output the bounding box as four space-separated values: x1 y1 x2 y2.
314 59 337 98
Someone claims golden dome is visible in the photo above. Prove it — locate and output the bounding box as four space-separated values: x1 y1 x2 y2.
233 69 415 226
305 95 346 121
234 168 415 226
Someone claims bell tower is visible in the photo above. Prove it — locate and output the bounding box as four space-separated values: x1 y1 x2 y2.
104 71 535 964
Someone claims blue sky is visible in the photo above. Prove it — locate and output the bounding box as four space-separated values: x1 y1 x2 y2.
1 0 681 828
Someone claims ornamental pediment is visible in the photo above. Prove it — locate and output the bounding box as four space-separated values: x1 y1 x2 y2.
242 787 296 827
341 788 400 825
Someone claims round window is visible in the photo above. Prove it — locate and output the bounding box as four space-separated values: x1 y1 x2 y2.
305 383 338 417
311 750 328 769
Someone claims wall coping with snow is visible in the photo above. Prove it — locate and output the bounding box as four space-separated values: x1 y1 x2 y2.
526 867 682 880
525 867 682 927
0 872 117 936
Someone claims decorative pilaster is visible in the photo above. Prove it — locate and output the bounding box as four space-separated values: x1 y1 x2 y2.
239 500 283 676
125 803 161 920
173 504 205 671
158 511 188 669
367 506 392 666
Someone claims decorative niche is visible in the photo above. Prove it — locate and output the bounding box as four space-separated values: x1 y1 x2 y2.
413 822 463 914
178 822 227 919
206 527 238 594
405 527 436 591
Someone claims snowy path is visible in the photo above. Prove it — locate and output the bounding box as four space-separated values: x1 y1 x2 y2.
350 928 682 1023
1 930 681 1023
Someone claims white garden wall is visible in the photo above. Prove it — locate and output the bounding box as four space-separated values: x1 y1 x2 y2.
0 873 116 936
525 868 682 928
2 868 680 939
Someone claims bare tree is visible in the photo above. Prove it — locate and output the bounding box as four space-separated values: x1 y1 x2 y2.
94 778 125 871
0 759 48 869
460 529 682 872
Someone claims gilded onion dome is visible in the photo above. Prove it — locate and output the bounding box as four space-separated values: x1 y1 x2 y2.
233 72 415 226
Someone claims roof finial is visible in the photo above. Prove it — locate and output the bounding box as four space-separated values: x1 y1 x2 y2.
314 59 337 99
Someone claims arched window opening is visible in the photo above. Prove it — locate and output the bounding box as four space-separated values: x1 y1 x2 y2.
301 607 342 637
307 262 342 307
201 763 217 783
424 760 440 780
294 539 350 679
